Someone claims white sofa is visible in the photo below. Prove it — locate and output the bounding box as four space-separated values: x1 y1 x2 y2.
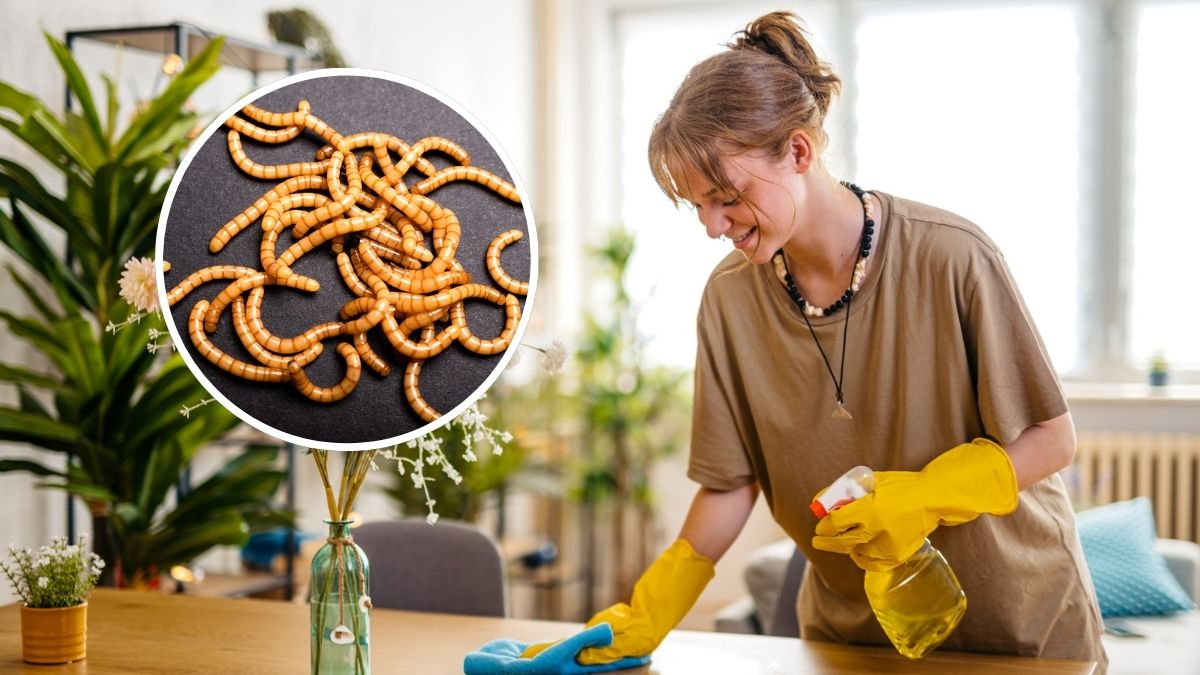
716 538 1200 674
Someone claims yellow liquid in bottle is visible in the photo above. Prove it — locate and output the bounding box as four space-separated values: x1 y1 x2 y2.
863 541 967 659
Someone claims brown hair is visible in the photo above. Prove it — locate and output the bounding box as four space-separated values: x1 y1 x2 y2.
648 11 842 207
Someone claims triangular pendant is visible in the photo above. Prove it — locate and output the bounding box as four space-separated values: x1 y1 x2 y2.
832 402 853 420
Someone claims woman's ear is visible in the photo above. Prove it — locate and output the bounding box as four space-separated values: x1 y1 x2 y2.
788 129 816 174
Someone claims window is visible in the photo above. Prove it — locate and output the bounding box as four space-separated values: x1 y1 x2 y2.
611 0 1194 381
1130 2 1200 370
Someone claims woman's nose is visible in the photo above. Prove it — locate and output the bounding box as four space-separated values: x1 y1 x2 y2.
701 207 731 239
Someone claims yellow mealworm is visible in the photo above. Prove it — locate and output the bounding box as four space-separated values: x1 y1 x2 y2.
288 342 362 403
359 163 432 230
289 151 362 234
210 175 326 253
404 325 441 423
316 132 438 178
336 252 372 297
302 113 351 156
162 261 172 273
486 229 530 295
412 166 521 203
243 287 344 354
381 307 459 360
341 297 390 335
259 192 328 281
350 249 392 298
278 200 387 270
228 130 330 179
224 115 303 144
393 136 472 178
391 282 500 315
353 332 391 377
357 241 465 293
204 272 319 333
366 239 423 269
167 264 257 306
449 293 521 356
240 101 309 128
232 297 324 369
188 300 291 383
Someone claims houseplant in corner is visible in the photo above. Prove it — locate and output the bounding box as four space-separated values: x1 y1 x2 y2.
1 535 103 664
0 33 291 588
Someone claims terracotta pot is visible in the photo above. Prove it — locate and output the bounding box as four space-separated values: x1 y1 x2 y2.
19 601 87 664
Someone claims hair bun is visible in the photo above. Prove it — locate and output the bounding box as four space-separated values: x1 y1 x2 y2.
727 11 841 118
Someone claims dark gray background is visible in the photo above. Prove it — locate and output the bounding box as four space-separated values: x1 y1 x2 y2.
162 75 530 445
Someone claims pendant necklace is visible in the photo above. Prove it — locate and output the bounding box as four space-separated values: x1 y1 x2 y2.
775 181 874 420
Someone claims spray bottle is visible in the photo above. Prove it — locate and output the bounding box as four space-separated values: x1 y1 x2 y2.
811 466 967 659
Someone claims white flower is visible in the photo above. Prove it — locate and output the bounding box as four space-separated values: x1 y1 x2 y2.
541 339 568 374
37 577 48 589
118 256 159 313
426 511 439 525
329 625 355 645
463 449 477 463
358 595 372 612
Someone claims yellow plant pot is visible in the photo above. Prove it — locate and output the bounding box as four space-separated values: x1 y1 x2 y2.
20 601 87 664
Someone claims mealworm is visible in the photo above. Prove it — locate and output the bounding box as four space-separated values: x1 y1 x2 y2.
412 166 521 203
449 293 521 356
404 325 441 423
316 132 439 178
232 297 324 369
391 282 503 315
353 332 391 377
240 100 310 128
209 175 326 253
357 241 465 293
278 200 387 271
243 287 344 354
336 252 372 297
204 271 319 333
302 112 351 156
162 261 172 273
288 342 362 403
223 115 303 144
359 162 432 229
381 307 459 359
486 229 530 295
188 300 291 383
292 151 362 234
228 130 330 179
167 264 257 306
392 136 472 178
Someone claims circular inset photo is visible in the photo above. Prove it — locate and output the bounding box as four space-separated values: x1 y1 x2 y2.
156 68 536 450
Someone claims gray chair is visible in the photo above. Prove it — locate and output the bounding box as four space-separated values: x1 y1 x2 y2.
352 518 508 617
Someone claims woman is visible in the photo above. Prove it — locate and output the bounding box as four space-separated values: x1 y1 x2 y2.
520 10 1106 672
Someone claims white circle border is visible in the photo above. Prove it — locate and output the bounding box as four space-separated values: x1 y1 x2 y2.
154 67 539 451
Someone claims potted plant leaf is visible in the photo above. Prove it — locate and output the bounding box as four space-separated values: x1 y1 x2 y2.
1 535 103 664
0 33 292 587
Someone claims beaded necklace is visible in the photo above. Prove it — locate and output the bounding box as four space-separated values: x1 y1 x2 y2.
774 182 873 420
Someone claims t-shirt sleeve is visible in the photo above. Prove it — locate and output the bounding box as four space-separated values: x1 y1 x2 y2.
688 294 757 490
963 248 1068 445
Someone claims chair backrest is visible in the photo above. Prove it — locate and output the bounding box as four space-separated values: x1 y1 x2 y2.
351 518 508 617
769 546 806 638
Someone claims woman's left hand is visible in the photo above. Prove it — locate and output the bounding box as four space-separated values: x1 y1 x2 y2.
811 438 1019 571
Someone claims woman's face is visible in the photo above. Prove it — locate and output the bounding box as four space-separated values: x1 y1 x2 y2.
681 148 804 265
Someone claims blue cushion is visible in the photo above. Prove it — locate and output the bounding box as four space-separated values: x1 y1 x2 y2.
1076 498 1195 618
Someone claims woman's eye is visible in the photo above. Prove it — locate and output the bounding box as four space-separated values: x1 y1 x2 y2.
722 196 741 207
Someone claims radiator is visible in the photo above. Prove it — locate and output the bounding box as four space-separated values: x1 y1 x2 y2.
1068 432 1200 543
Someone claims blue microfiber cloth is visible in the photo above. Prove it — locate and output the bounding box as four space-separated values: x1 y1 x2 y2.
463 622 651 674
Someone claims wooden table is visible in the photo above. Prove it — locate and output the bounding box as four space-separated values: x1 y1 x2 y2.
0 589 1096 674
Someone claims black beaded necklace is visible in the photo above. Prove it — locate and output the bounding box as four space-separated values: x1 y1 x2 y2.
775 181 873 420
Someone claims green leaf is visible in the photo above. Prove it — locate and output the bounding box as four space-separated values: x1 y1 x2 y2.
116 37 224 161
101 74 118 146
44 31 107 156
0 459 65 478
0 81 38 118
7 265 62 323
150 511 251 563
0 159 84 243
0 310 73 374
55 317 105 395
0 407 79 446
34 481 115 504
28 108 94 173
0 361 63 392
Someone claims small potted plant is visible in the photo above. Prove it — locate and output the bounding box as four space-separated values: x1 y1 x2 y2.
1149 351 1170 387
1 535 104 664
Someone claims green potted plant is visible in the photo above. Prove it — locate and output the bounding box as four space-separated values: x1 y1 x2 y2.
0 33 292 588
1149 351 1169 387
1 535 102 664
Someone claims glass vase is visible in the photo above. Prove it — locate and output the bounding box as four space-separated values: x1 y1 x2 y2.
310 520 370 674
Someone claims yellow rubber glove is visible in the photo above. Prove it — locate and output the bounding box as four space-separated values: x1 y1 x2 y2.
811 438 1019 572
520 538 714 664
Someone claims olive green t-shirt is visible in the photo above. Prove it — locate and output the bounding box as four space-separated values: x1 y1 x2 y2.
689 191 1106 668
